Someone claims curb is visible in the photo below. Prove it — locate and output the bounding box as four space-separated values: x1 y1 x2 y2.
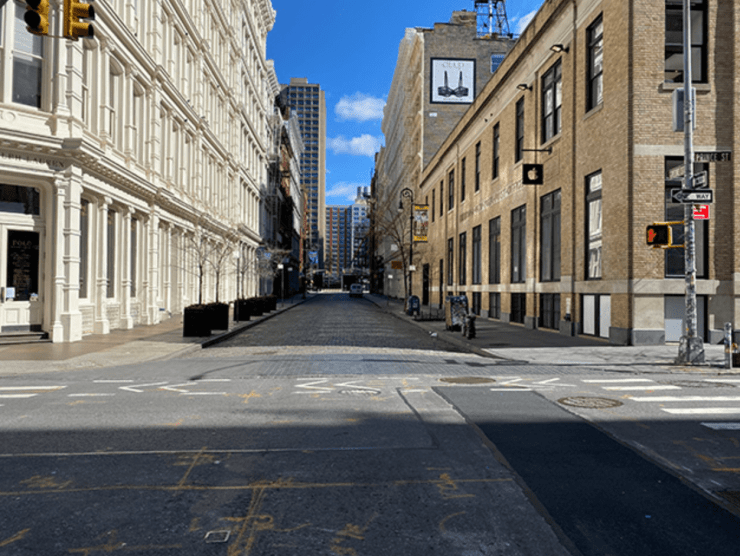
161 297 309 360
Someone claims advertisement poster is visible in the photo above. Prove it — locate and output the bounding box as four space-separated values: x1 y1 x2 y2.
413 204 429 243
431 59 476 104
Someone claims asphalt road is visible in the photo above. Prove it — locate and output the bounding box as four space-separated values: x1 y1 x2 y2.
0 292 738 555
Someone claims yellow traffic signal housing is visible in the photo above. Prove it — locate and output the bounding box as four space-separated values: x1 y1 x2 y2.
24 0 50 36
63 0 95 40
646 221 684 249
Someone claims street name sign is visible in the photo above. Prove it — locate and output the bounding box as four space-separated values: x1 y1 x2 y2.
695 151 732 163
668 164 685 180
670 188 714 204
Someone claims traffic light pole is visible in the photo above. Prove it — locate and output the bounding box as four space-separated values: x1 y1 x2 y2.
678 0 704 364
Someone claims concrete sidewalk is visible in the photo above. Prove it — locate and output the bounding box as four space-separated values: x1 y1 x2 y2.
364 293 734 374
0 295 308 376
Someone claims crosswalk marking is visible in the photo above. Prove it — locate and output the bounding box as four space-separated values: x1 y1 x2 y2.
602 385 681 391
0 394 37 399
663 408 740 415
582 379 655 383
630 396 740 402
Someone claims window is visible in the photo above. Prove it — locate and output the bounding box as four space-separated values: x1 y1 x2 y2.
12 2 44 108
440 180 444 217
665 1 706 84
439 259 444 308
447 238 454 285
511 205 526 283
448 170 455 210
586 172 603 279
460 158 466 202
540 293 561 329
472 225 482 285
489 292 501 319
587 15 604 110
665 158 707 278
511 293 526 324
542 60 562 143
432 189 435 222
540 190 561 282
0 184 40 215
488 217 501 284
515 98 524 163
492 124 500 179
459 232 467 285
475 142 481 192
472 292 481 316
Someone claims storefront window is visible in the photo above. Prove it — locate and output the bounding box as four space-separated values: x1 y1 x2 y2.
0 185 40 215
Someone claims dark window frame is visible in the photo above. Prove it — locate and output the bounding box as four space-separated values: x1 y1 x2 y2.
542 60 562 143
515 98 525 163
459 231 467 286
447 238 454 286
586 171 603 280
475 142 481 192
511 205 526 284
492 124 500 179
540 189 561 282
448 170 455 211
472 225 482 285
665 0 707 84
461 158 466 203
488 216 501 284
587 14 604 111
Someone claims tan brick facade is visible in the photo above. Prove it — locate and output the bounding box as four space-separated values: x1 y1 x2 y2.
409 0 740 345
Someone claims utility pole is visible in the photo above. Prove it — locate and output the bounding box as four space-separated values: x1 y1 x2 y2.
677 0 704 364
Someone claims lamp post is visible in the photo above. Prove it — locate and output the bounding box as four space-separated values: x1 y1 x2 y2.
399 187 414 299
233 248 241 321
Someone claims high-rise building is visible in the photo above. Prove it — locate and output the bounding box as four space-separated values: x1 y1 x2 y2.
325 206 351 281
280 78 326 276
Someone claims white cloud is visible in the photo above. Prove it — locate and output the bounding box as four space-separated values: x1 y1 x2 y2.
513 10 537 35
327 134 382 157
335 93 385 122
326 182 365 202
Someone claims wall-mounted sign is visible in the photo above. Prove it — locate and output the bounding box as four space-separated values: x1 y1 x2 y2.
391 260 403 270
523 164 544 185
431 58 475 104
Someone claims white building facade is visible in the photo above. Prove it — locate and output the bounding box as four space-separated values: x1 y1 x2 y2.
0 0 275 342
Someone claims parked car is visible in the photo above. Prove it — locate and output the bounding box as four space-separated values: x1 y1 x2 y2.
349 283 363 298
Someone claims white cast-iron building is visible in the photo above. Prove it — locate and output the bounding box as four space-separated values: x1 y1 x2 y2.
0 0 275 342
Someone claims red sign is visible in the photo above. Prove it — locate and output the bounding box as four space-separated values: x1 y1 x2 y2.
693 205 710 220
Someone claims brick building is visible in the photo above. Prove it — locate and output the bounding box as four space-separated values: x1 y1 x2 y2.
375 10 515 299
414 0 738 345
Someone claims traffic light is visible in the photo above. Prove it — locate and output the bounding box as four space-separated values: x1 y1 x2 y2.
63 0 95 40
24 0 50 36
646 224 671 247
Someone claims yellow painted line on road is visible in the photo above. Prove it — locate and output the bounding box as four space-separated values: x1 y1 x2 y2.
0 528 30 548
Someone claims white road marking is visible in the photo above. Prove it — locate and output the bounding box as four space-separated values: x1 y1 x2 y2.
119 381 169 393
630 396 740 402
94 380 134 383
490 387 532 392
702 422 740 430
663 408 740 415
0 394 37 399
582 379 655 383
295 378 333 394
0 386 66 391
68 393 116 397
603 385 681 391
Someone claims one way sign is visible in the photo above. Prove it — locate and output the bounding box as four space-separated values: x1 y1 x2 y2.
670 189 713 204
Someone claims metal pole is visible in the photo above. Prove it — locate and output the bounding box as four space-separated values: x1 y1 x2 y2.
678 0 704 364
409 210 414 298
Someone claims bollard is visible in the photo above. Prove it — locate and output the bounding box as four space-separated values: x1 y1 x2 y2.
724 322 733 370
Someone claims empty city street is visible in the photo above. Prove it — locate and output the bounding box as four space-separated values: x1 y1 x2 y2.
0 294 739 555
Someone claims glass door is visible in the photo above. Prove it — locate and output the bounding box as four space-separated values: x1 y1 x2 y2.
1 229 42 332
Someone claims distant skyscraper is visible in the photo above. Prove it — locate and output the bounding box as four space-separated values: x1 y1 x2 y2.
281 78 326 270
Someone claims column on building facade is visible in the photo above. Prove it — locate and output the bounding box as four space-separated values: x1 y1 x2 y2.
98 41 112 143
162 222 172 315
175 228 185 314
123 65 136 163
119 207 134 329
145 205 160 324
49 173 83 342
93 196 111 334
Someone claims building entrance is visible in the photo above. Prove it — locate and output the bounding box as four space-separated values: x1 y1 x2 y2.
1 228 42 332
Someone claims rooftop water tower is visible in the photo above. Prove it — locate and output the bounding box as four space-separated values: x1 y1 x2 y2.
475 0 511 38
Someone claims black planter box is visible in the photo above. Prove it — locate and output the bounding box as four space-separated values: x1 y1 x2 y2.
250 297 264 316
266 295 277 311
208 303 230 330
234 299 251 322
183 305 211 337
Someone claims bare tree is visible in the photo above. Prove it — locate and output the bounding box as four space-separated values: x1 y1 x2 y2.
369 190 413 300
207 240 234 304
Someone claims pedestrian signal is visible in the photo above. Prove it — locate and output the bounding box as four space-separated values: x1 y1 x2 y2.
24 0 50 36
646 224 671 247
63 0 95 40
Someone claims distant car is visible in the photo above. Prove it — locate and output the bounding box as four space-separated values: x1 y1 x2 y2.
349 284 363 298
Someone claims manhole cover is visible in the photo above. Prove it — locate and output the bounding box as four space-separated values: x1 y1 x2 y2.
558 397 623 409
337 389 381 396
204 531 230 544
665 380 736 389
439 377 496 385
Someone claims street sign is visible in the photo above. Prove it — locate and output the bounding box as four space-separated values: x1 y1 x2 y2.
671 188 713 204
668 164 685 180
695 151 732 163
692 171 708 188
693 205 710 220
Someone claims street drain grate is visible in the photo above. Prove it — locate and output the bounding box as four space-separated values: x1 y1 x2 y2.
558 397 623 409
439 377 496 385
204 531 230 544
716 491 740 514
664 380 737 389
338 389 381 396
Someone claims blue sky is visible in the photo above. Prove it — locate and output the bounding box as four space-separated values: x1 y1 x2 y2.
266 0 545 206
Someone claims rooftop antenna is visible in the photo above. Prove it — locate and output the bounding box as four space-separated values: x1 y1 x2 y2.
475 0 511 38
